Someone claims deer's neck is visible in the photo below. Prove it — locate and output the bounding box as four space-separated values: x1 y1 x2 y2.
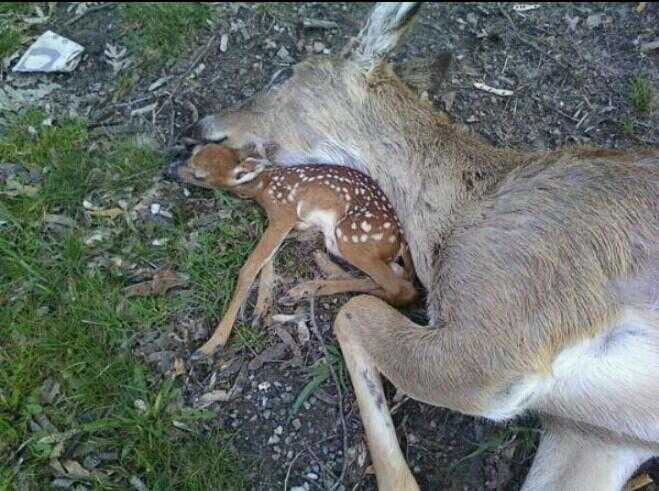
357 121 530 288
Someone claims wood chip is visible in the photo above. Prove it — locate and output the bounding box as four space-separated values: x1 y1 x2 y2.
512 4 541 12
302 18 338 30
220 33 229 52
473 82 513 97
130 103 157 117
640 40 659 52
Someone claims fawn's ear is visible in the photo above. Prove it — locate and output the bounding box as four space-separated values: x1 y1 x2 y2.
344 2 422 73
242 157 270 171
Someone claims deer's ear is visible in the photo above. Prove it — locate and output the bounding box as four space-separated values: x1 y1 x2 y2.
344 2 422 72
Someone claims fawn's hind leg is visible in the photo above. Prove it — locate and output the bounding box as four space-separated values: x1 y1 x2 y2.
286 251 417 307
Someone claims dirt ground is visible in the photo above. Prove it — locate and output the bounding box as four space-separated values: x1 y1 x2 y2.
4 2 658 490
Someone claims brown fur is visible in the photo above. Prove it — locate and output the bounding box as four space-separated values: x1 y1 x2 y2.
184 3 658 489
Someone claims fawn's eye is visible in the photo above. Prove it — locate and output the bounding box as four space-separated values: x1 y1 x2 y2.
235 171 247 181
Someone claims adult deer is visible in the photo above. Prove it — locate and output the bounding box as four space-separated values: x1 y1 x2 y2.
185 3 658 489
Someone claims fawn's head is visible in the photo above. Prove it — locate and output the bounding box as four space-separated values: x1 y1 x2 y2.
171 144 267 191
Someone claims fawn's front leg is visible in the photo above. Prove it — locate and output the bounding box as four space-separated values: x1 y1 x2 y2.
192 218 295 360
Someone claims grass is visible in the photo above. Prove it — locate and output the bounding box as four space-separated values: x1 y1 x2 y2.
119 3 214 68
0 3 34 59
621 117 635 135
627 74 653 113
0 109 249 488
0 24 22 59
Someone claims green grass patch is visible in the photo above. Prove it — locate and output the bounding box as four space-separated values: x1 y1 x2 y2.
0 3 41 59
628 74 653 113
120 3 214 67
621 117 635 135
0 24 22 59
0 109 246 488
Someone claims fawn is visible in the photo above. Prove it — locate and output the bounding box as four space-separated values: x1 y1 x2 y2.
185 3 658 489
168 144 417 359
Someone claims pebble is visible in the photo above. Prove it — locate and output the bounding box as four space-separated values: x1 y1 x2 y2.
258 381 271 391
267 434 280 445
150 203 161 215
274 425 284 435
306 472 319 481
292 418 302 430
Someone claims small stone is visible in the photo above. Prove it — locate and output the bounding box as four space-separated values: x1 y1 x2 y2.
258 381 271 391
277 46 294 63
150 203 161 215
220 33 229 52
312 41 325 54
306 472 319 480
274 425 284 435
292 418 302 430
586 14 602 28
267 434 280 445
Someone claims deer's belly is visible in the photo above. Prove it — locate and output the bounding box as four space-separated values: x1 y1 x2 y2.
297 208 341 257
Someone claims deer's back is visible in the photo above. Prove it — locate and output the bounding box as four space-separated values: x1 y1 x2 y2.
428 149 658 372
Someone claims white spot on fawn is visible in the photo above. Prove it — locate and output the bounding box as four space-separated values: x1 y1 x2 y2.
383 222 391 229
361 222 371 232
352 235 359 243
388 235 396 243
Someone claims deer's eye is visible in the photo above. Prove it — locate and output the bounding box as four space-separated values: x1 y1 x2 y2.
235 171 247 181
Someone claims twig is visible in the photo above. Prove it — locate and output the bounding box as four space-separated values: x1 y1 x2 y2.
498 5 568 70
153 33 217 138
308 296 348 491
65 3 116 26
283 450 306 490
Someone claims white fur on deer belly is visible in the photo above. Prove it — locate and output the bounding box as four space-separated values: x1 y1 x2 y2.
298 208 341 257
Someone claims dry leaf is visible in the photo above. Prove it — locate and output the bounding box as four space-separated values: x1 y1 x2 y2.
170 357 186 378
247 343 288 370
123 270 190 298
61 460 91 479
88 208 124 219
195 390 230 408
